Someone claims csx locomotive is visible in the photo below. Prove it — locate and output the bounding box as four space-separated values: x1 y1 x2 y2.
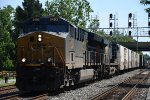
16 16 144 92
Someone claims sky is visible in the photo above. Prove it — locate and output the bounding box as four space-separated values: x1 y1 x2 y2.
0 0 150 54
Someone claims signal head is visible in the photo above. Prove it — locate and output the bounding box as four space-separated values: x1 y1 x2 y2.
129 31 131 36
128 22 132 27
109 22 113 28
129 13 132 19
110 14 113 19
110 31 112 36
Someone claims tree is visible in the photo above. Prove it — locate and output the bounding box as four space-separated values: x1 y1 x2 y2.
0 5 15 70
96 29 136 43
45 0 93 28
144 54 150 60
14 0 43 39
140 0 150 12
88 16 100 33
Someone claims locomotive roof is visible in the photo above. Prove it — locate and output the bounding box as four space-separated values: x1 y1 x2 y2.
20 16 110 45
19 16 72 38
23 16 76 27
18 31 69 39
88 32 110 45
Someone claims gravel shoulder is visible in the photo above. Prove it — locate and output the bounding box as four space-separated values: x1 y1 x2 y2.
146 75 150 100
48 69 141 100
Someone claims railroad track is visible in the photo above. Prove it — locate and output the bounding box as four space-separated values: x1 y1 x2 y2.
0 86 49 99
0 85 19 99
122 71 150 100
0 85 16 90
29 93 49 100
89 70 150 100
0 85 17 95
0 85 49 100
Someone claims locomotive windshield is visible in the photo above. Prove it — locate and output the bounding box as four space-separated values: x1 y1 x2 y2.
22 16 69 34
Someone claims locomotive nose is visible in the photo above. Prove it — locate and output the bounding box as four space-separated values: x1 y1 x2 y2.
18 32 47 66
28 33 45 64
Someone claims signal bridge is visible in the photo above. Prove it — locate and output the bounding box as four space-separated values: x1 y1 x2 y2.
98 27 150 37
97 27 150 51
89 13 150 51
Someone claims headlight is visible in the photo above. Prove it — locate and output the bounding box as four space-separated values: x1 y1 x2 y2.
38 35 42 38
38 37 42 42
38 34 42 42
48 58 52 62
22 58 26 62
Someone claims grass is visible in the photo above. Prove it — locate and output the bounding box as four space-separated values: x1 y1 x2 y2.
0 77 16 87
0 82 15 87
0 77 15 80
0 77 3 81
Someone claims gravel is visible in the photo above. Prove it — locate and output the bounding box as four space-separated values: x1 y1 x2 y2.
131 69 150 100
47 69 141 100
131 85 149 100
18 69 150 100
146 75 150 100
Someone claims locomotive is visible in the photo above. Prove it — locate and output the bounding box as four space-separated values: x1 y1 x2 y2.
16 16 144 92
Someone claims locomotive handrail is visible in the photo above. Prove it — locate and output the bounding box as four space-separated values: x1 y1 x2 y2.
47 45 65 65
54 46 65 64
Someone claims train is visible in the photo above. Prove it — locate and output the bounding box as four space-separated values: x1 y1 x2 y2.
15 16 144 92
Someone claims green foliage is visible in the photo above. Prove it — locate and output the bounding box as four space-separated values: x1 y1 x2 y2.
0 6 15 70
140 0 150 13
88 17 100 33
45 0 93 28
14 0 43 39
140 0 150 4
96 30 136 42
144 54 150 60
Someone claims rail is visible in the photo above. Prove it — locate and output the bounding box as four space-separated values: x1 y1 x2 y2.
29 93 48 100
0 85 19 99
122 71 150 100
89 70 147 100
89 77 130 100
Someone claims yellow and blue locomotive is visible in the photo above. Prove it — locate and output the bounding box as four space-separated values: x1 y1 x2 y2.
16 16 144 92
16 16 111 92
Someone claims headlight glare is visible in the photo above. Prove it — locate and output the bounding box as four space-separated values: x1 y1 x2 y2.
22 58 26 62
48 58 52 62
38 37 42 42
38 34 42 38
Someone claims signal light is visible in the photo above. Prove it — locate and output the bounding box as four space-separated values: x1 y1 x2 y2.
110 14 113 19
148 22 150 27
129 13 132 19
128 22 132 27
109 22 113 28
110 31 112 36
129 31 131 36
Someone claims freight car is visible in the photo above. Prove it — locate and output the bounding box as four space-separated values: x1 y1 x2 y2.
16 16 144 92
